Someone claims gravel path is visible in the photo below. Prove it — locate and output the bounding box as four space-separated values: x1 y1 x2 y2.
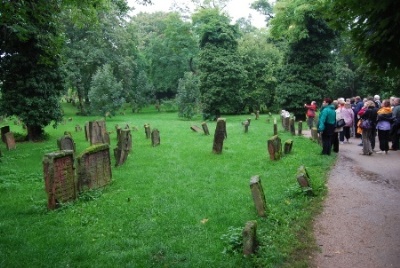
311 136 400 268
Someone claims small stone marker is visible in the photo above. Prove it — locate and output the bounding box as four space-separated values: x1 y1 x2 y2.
151 129 160 147
297 121 303 136
1 125 10 143
57 135 76 152
144 124 151 139
243 220 258 256
243 120 250 133
297 165 313 194
267 135 282 160
249 175 267 217
201 122 210 135
255 110 260 120
284 139 293 154
4 132 16 150
114 129 132 166
273 118 278 135
289 118 295 135
43 150 76 210
212 118 227 154
75 124 82 132
190 125 202 133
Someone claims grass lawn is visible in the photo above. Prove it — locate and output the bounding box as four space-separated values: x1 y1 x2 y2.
0 103 335 267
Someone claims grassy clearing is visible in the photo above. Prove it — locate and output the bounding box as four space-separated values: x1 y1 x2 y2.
0 103 335 267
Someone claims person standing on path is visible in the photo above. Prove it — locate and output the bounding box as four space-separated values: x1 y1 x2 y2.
391 97 400 151
339 102 354 143
304 101 317 129
376 99 392 154
358 101 378 155
317 98 336 155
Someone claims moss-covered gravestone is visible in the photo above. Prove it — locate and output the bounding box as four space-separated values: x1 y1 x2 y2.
151 129 160 147
114 129 132 166
43 150 76 210
250 175 268 217
201 122 210 135
212 118 227 154
77 144 112 192
267 135 282 160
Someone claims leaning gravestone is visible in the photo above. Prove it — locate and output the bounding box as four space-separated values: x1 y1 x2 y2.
57 135 76 152
249 175 268 217
212 118 227 154
76 144 112 192
201 122 210 135
43 150 76 210
296 165 313 195
190 125 202 133
1 125 10 143
114 129 132 166
4 132 16 150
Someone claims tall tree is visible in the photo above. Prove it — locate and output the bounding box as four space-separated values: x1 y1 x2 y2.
0 1 64 140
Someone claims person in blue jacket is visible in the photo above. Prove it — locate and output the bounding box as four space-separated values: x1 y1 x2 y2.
318 98 337 155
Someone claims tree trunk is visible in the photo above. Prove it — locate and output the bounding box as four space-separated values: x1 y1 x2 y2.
26 125 44 141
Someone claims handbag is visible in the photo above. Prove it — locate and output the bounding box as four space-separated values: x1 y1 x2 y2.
360 119 372 129
335 118 345 128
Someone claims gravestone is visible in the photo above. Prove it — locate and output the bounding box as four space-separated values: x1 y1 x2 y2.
57 135 76 152
144 124 151 139
284 139 293 154
201 122 210 135
243 120 250 133
5 132 16 150
43 150 76 210
114 129 132 166
212 118 227 154
85 122 90 141
243 221 258 255
296 165 313 195
1 125 10 143
88 120 109 145
267 135 282 160
255 111 260 120
76 144 112 192
190 125 202 133
289 118 296 135
273 118 278 135
297 121 303 136
75 124 82 132
249 175 268 217
151 129 160 147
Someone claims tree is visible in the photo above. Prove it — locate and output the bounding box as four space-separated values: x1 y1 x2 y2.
131 70 155 113
193 8 247 118
321 0 400 72
0 1 64 140
176 72 201 119
88 64 125 116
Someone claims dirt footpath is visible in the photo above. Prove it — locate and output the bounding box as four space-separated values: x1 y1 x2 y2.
311 137 400 268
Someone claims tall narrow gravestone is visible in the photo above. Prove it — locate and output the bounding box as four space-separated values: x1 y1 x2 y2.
249 175 268 217
151 129 160 147
114 129 132 166
4 132 16 150
1 125 10 143
76 144 112 192
212 118 227 154
88 120 109 145
201 122 210 135
267 135 282 160
43 150 76 210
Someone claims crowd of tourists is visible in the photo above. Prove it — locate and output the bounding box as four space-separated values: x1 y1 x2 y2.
305 95 400 156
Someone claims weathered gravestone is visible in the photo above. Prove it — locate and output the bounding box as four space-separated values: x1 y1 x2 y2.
190 125 202 133
267 135 282 160
1 125 10 143
114 129 132 166
4 132 16 150
242 120 250 133
57 135 76 152
255 110 260 120
144 124 151 139
88 120 110 145
243 220 258 256
289 118 296 135
43 150 76 210
273 118 278 135
75 124 82 132
296 165 313 194
249 175 268 217
284 139 293 154
201 122 210 135
76 144 112 192
212 118 227 154
151 129 160 147
297 121 303 136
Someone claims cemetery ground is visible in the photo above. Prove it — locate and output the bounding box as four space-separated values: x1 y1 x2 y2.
0 103 335 267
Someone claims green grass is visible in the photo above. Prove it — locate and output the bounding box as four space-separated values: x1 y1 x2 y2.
0 103 336 267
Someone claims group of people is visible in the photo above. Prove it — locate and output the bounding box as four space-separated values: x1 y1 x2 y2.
305 95 400 156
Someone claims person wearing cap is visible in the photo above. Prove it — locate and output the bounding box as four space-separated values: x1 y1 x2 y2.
317 98 336 155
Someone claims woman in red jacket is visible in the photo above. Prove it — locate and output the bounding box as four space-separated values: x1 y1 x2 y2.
304 101 317 129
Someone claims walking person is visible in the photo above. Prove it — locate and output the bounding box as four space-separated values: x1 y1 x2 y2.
391 97 400 151
332 100 343 153
358 101 378 155
376 99 392 154
339 102 354 143
353 96 364 140
317 98 336 155
304 101 317 129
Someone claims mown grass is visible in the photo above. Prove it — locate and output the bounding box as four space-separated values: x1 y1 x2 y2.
0 103 336 267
